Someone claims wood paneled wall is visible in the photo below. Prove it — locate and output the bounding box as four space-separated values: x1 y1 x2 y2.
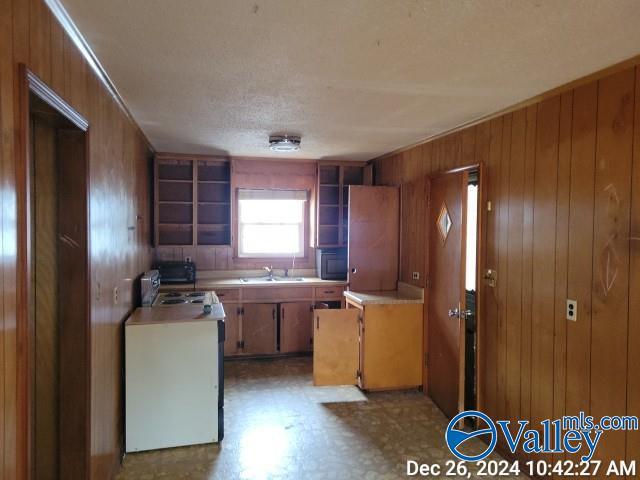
373 65 640 466
0 0 153 478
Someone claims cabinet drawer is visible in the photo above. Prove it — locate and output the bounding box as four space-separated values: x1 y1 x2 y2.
243 287 312 302
315 286 345 300
213 288 240 302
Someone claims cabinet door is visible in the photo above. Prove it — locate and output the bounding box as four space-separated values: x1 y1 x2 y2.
280 302 312 353
223 306 241 356
348 186 399 291
242 303 277 355
313 309 360 386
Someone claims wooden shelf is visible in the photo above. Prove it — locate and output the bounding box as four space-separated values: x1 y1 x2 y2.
158 179 192 183
155 155 232 246
316 163 365 247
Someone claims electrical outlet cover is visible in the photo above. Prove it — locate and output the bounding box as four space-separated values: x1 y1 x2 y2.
566 299 577 321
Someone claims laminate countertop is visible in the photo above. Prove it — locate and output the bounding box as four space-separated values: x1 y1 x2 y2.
126 303 226 326
160 277 348 291
344 282 424 305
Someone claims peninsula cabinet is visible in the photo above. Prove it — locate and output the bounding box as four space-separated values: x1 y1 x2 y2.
313 301 423 391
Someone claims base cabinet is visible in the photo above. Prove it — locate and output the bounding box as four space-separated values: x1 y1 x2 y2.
218 285 345 358
280 302 313 353
223 306 241 355
313 309 360 385
241 303 277 355
313 303 423 390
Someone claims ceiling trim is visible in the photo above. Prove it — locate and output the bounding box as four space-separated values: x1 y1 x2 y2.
370 52 640 164
44 0 154 150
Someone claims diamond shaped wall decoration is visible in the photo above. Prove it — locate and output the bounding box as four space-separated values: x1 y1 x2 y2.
437 203 452 243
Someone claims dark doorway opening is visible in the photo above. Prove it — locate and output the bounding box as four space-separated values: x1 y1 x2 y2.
464 170 479 412
19 67 91 480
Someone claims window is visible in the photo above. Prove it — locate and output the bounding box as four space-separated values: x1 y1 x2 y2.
237 189 307 257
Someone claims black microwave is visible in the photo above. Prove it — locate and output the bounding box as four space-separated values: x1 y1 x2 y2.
316 248 348 280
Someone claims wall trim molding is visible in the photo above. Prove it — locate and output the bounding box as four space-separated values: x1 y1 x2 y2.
43 0 154 150
27 69 89 131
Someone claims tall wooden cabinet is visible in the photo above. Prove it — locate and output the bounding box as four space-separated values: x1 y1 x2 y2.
155 153 231 246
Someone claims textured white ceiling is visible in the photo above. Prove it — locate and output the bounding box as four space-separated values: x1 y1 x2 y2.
60 0 640 161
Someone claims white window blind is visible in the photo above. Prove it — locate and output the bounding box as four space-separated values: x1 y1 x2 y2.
237 189 308 257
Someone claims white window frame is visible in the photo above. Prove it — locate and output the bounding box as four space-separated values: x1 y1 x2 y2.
237 189 307 258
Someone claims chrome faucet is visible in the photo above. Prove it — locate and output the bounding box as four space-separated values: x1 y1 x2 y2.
263 265 274 279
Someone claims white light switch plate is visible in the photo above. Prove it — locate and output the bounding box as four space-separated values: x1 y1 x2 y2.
566 299 577 321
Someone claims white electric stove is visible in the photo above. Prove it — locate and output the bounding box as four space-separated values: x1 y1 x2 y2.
152 290 219 306
126 271 224 452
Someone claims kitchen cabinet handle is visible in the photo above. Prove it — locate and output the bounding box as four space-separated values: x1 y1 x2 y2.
316 316 319 329
324 290 334 294
351 267 357 274
282 308 285 320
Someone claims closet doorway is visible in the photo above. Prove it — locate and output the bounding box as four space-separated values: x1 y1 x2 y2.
18 66 90 480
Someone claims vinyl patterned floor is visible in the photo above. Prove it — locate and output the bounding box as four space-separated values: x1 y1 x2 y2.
116 356 515 479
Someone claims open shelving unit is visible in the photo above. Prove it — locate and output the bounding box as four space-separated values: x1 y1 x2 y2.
154 154 231 246
316 163 367 247
197 160 231 245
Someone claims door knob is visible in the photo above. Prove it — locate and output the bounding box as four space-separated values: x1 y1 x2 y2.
448 308 473 319
351 267 357 274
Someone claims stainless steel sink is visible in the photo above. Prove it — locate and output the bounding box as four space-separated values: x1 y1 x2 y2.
240 276 304 283
240 277 276 283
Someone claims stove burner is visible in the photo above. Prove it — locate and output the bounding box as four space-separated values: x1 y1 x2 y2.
190 299 204 304
164 292 183 298
186 292 205 298
161 299 188 305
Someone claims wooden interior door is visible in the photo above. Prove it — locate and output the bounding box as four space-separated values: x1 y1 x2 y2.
427 171 468 419
313 309 360 385
30 106 90 479
280 302 312 353
241 303 277 355
348 186 399 291
223 306 240 355
32 117 60 480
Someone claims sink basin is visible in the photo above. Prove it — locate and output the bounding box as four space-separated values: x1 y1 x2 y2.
240 276 304 283
240 277 276 283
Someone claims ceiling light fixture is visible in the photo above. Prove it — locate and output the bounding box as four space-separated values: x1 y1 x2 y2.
269 134 301 152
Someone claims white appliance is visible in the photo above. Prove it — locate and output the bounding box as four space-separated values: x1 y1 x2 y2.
125 302 225 452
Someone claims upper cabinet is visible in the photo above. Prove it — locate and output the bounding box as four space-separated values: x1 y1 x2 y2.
347 186 399 291
316 163 372 247
155 154 231 246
